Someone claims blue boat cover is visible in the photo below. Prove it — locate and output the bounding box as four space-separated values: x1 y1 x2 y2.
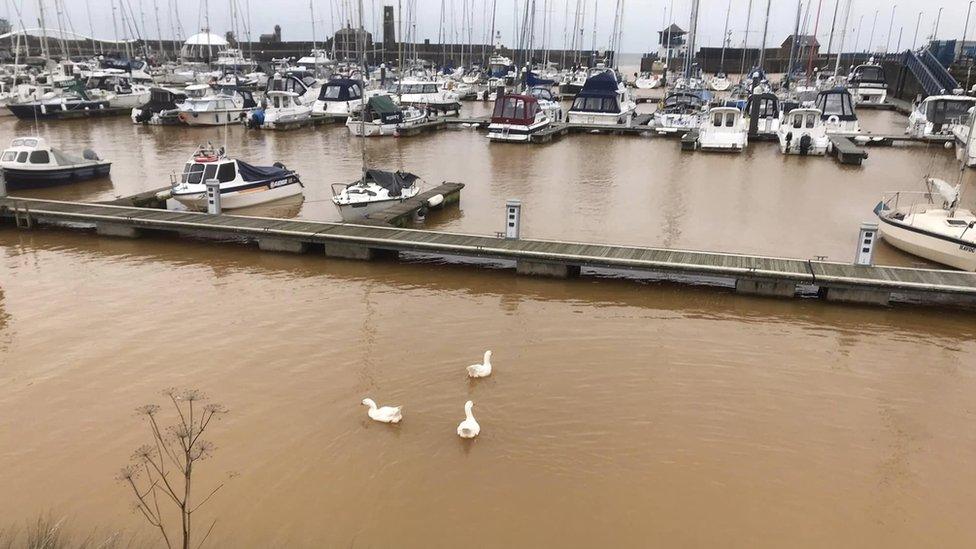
319 79 363 101
576 72 618 97
526 72 556 87
237 160 292 182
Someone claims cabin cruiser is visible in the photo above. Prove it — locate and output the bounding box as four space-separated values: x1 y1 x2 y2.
170 145 302 210
907 95 976 139
331 169 422 220
6 82 111 120
653 90 707 134
346 94 428 136
777 108 831 155
847 61 888 105
177 84 258 126
85 73 151 109
487 54 516 88
527 86 564 122
247 91 312 130
487 93 554 143
566 72 636 126
709 72 731 92
267 72 321 105
816 87 860 134
214 48 258 75
396 79 461 112
742 92 782 138
0 136 110 188
696 107 747 152
875 177 976 271
312 78 365 118
131 87 188 125
634 72 662 89
294 49 333 77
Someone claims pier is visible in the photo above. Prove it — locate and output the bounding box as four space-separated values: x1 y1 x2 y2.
2 196 975 310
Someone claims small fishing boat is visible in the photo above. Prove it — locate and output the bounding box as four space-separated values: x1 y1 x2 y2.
777 108 831 155
653 90 707 134
331 169 422 220
566 71 637 126
177 84 258 126
875 178 976 271
312 78 365 118
907 95 976 139
815 87 860 135
0 136 110 188
487 93 553 143
131 87 188 125
247 91 312 130
170 145 302 210
346 94 428 136
847 60 888 105
696 106 747 152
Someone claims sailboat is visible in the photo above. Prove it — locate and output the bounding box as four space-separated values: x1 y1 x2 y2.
875 108 976 271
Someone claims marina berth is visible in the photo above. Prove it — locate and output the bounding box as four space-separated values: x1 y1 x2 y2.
566 71 636 126
743 92 782 138
170 145 302 210
0 137 110 188
486 93 553 142
777 108 831 155
131 87 189 125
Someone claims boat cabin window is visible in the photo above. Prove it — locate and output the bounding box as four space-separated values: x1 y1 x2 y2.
217 162 236 182
1 151 14 162
572 96 618 112
493 97 537 120
929 100 976 122
853 66 884 83
182 162 205 184
29 150 50 164
203 164 218 181
16 151 28 163
11 138 37 147
805 114 817 128
724 112 736 127
946 219 970 227
713 112 723 126
817 91 855 118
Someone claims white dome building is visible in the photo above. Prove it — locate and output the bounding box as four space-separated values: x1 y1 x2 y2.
180 31 228 61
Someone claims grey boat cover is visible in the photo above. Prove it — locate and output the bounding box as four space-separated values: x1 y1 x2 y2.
51 148 101 167
365 169 418 197
237 160 292 182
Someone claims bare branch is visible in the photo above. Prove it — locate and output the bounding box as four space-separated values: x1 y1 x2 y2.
188 483 225 514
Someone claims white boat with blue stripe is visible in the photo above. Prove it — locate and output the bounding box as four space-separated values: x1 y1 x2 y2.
170 145 303 210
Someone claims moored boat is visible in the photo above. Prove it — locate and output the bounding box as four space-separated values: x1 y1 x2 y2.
777 107 831 155
131 87 188 125
0 137 111 188
170 145 303 210
345 94 428 136
331 170 422 220
486 93 553 143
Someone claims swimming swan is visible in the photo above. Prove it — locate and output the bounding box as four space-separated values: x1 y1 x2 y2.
361 398 403 424
466 350 492 378
457 400 480 438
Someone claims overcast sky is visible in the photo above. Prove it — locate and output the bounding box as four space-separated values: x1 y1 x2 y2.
5 0 974 54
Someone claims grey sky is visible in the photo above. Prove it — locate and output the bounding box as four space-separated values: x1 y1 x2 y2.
6 0 974 54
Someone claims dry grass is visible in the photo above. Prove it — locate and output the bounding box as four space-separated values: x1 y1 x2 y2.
0 515 145 549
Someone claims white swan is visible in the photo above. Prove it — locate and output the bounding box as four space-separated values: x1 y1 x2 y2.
456 400 480 438
466 350 492 378
361 398 403 424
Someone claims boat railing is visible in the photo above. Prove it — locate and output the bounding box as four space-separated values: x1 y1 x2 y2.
880 190 942 217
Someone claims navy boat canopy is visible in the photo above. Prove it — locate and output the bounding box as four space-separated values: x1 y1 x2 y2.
365 169 418 197
526 71 556 87
237 160 293 182
318 79 364 101
577 71 618 96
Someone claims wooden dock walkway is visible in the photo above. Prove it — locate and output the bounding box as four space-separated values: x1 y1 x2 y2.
364 182 464 227
2 196 976 310
828 135 870 165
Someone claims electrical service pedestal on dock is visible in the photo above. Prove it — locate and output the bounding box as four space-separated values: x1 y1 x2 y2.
855 222 878 266
505 199 521 239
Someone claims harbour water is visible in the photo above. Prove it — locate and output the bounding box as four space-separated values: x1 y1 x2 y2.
1 103 975 547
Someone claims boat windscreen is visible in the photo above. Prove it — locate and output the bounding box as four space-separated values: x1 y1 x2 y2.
928 100 976 123
816 90 857 120
852 65 885 84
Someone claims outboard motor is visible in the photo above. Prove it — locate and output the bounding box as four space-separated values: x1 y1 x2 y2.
82 149 101 161
134 108 153 124
784 131 793 152
799 134 812 156
248 109 265 129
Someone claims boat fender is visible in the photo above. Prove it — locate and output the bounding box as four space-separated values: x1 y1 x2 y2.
427 194 444 208
944 141 953 150
827 114 840 125
799 134 812 156
155 190 174 201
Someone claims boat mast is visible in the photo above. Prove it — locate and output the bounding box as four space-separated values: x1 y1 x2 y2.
311 0 317 49
832 0 852 77
684 0 699 79
37 0 49 61
785 0 802 86
718 0 731 73
358 0 367 182
757 0 771 69
738 0 753 79
806 0 823 78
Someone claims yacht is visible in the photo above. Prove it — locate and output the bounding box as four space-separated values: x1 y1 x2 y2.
566 72 637 126
131 87 188 125
653 90 707 134
247 91 312 130
312 78 365 118
777 108 831 155
527 86 564 122
0 136 111 188
214 48 258 74
696 106 747 151
346 94 428 136
177 84 258 126
875 177 976 271
847 61 888 105
907 95 976 139
634 72 662 90
331 170 422 220
487 93 554 143
170 145 303 210
816 87 860 135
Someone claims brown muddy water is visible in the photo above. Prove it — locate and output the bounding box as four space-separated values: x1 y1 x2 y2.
1 103 976 547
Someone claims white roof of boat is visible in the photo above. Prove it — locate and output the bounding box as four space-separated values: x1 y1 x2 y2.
184 32 228 46
8 136 48 149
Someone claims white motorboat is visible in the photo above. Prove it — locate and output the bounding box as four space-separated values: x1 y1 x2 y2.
487 93 553 143
634 72 662 90
0 136 111 188
527 86 564 123
696 106 747 152
567 71 637 126
247 91 312 130
777 107 831 155
876 178 976 271
816 87 860 135
907 95 976 139
331 170 422 220
214 48 258 74
709 72 732 91
653 90 707 134
170 145 303 210
345 94 428 136
396 78 461 112
953 107 976 167
131 87 188 125
177 84 258 126
847 60 888 105
312 78 365 118
85 73 151 109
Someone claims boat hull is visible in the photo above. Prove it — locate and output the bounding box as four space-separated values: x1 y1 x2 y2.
2 163 112 188
878 215 976 271
7 100 114 120
173 178 303 210
179 109 253 126
333 195 418 221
